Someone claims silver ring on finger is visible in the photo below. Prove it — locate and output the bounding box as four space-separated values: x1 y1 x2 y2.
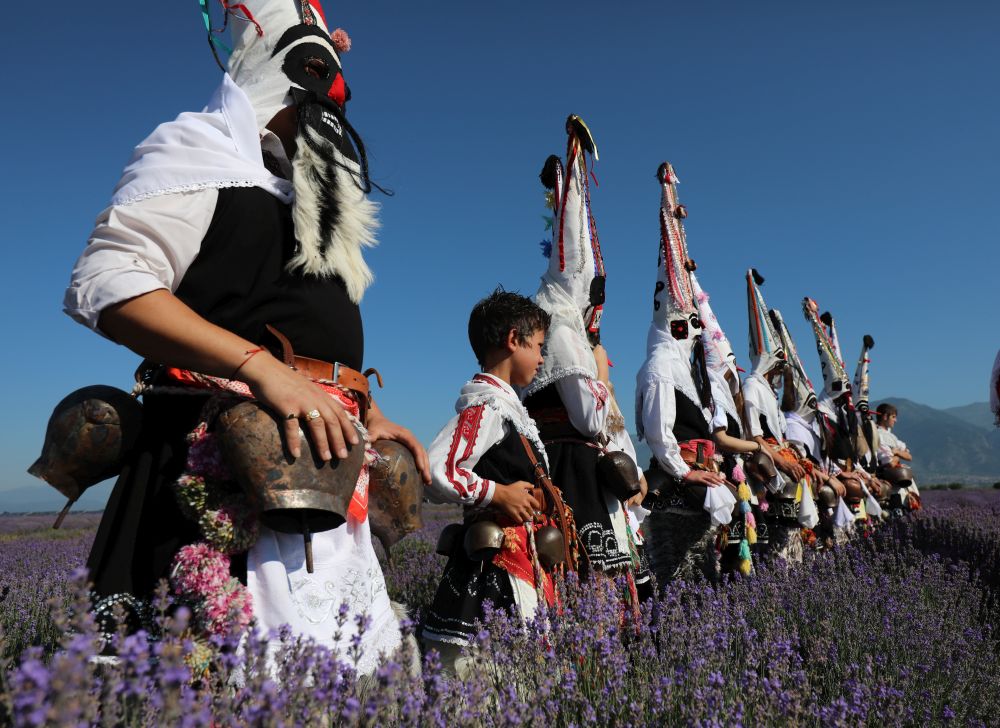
305 409 322 421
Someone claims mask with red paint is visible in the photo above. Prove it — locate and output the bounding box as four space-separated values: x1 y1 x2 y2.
227 0 378 304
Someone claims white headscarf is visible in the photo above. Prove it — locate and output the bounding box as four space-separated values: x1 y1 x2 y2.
635 324 710 441
456 374 548 469
111 75 293 207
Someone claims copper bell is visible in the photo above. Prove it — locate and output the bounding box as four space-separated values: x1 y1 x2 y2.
463 520 505 561
533 525 565 569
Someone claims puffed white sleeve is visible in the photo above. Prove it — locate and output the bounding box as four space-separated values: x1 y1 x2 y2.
63 188 219 337
742 389 766 439
555 375 610 438
637 377 690 479
426 404 506 508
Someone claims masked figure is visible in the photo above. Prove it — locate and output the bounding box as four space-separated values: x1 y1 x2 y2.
690 273 775 571
803 300 887 519
742 271 817 561
523 117 644 600
634 164 736 585
771 308 853 542
62 0 426 671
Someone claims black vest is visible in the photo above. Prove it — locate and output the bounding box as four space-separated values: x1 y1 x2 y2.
472 425 545 486
674 391 711 442
174 187 364 369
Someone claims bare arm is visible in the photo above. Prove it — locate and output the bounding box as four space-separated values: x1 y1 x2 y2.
712 427 765 455
365 397 431 484
100 289 359 462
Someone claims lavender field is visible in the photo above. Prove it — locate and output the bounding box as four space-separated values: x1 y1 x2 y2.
2 492 999 726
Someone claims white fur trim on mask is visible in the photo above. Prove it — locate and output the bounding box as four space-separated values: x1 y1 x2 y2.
288 125 379 303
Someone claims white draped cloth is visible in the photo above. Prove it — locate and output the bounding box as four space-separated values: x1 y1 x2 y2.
247 516 402 675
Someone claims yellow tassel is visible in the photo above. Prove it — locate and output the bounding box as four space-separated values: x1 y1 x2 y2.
739 559 753 576
747 524 757 545
737 482 752 501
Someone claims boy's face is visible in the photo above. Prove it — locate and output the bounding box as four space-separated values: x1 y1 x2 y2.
510 329 545 388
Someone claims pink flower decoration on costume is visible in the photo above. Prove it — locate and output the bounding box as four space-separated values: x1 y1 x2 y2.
332 28 351 53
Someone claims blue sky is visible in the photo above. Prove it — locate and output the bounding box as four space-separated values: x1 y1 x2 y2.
1 0 997 499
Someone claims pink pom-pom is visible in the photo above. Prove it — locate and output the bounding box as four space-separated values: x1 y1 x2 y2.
696 291 708 303
331 28 351 53
713 330 724 340
732 464 746 483
746 512 756 529
758 499 770 513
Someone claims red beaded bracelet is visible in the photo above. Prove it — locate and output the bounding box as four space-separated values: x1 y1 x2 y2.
230 347 266 380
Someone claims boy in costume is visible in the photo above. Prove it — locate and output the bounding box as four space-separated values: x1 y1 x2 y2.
423 289 576 674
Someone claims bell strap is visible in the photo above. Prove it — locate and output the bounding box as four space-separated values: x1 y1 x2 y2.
518 434 576 572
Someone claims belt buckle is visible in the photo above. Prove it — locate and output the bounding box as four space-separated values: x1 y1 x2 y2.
331 361 341 384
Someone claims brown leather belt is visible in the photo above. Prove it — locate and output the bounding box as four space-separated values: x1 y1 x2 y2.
266 325 382 417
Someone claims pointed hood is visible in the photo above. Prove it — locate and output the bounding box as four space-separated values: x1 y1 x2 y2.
803 298 851 403
536 115 605 330
635 164 713 420
651 163 699 342
692 272 738 384
526 116 603 398
853 335 875 415
770 308 817 418
746 268 785 378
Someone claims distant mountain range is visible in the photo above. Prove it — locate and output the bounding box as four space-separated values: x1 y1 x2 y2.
3 399 996 513
876 399 1000 484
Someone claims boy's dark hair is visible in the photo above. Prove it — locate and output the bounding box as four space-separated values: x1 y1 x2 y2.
468 287 551 367
875 402 897 424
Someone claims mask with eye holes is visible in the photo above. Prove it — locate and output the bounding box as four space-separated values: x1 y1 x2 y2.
227 0 378 304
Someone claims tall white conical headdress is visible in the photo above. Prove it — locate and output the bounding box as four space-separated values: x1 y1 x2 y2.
691 273 737 382
538 115 605 330
526 116 604 398
746 269 785 377
651 163 699 338
803 298 851 401
853 335 875 414
770 308 817 417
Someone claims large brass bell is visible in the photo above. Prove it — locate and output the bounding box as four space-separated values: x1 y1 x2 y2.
463 520 505 561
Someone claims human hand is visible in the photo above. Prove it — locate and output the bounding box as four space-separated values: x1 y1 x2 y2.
776 456 806 482
827 476 847 498
492 481 541 523
626 474 649 508
366 407 432 484
683 470 727 488
241 352 360 461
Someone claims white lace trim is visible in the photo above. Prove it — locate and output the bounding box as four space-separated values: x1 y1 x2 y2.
522 364 595 400
115 179 289 207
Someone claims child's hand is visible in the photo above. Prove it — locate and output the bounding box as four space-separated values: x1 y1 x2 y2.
492 481 540 523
